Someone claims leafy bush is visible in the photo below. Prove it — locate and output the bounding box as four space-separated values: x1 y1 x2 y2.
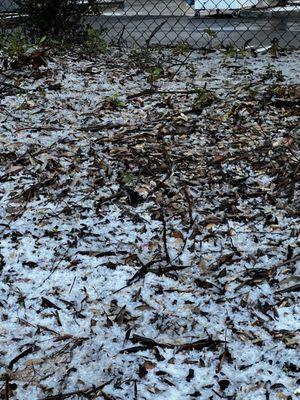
15 0 88 38
0 30 48 70
0 29 30 58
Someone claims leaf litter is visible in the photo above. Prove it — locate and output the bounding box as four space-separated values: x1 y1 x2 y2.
0 46 299 400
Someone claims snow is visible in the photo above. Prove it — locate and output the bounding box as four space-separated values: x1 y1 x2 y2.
0 47 299 400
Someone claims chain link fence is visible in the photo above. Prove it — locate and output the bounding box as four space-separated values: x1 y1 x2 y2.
0 0 299 48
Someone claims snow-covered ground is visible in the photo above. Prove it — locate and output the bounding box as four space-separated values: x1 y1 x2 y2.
0 47 299 400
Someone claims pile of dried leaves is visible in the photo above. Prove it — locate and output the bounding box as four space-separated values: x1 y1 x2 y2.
0 46 299 400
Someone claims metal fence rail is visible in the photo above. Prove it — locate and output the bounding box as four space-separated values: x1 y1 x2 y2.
0 0 299 48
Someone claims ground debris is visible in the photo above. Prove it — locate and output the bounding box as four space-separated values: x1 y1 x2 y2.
0 47 299 400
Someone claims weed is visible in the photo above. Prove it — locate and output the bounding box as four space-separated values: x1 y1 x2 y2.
0 29 31 58
249 88 258 98
147 66 164 87
84 27 107 55
102 94 126 110
224 43 249 59
192 86 214 113
269 38 280 58
225 44 236 58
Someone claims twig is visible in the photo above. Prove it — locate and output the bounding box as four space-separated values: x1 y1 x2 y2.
183 187 194 229
131 334 222 351
117 25 126 46
79 122 135 132
145 20 168 48
38 379 114 400
127 88 200 100
146 156 173 200
112 257 162 294
161 209 171 264
68 276 76 294
270 254 300 277
8 346 36 371
4 345 37 400
4 379 9 400
147 264 190 274
276 283 300 294
14 126 62 133
0 81 27 94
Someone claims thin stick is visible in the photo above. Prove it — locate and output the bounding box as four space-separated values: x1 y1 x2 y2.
145 20 168 48
161 209 171 264
127 88 200 100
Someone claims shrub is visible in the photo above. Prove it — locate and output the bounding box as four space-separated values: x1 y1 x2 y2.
15 0 88 38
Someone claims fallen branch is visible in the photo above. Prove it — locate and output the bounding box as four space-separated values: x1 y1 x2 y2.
79 122 135 132
112 257 162 294
131 334 222 351
39 379 114 400
270 254 300 277
127 88 200 100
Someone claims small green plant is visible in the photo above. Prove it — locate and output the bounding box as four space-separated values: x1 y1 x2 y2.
249 88 258 98
225 43 236 58
224 43 249 59
120 171 135 185
0 29 31 58
192 86 214 113
102 94 125 110
147 66 164 86
0 31 49 71
238 48 249 58
271 85 285 96
84 27 107 55
269 38 280 58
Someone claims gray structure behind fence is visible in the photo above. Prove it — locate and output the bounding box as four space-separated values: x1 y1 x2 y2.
0 0 299 48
